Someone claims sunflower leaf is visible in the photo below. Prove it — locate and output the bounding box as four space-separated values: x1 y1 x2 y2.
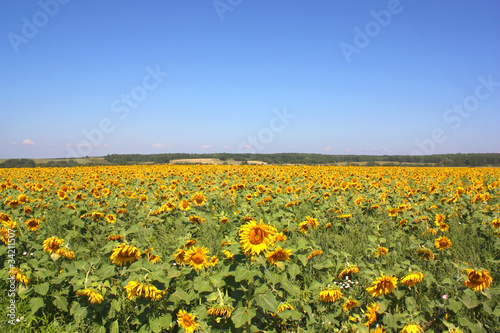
232 307 256 328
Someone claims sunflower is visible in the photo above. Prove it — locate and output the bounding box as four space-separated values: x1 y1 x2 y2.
219 217 229 224
25 218 41 231
191 192 207 206
435 236 452 250
144 249 161 264
277 302 294 313
437 222 449 232
76 288 104 304
388 208 398 217
110 243 141 266
74 193 85 201
319 288 343 303
239 220 276 255
435 213 446 225
265 246 292 265
106 214 116 223
490 218 500 229
464 269 492 291
177 310 199 333
43 237 64 254
56 248 75 259
401 324 423 333
9 268 30 285
223 250 234 261
125 281 162 301
188 215 206 224
370 327 386 333
23 206 33 214
272 232 287 243
365 302 380 327
185 239 197 248
208 304 233 318
367 274 398 297
184 246 210 270
106 234 123 241
0 228 10 245
374 247 389 257
174 248 188 265
178 200 191 211
339 265 360 280
416 248 435 261
342 299 359 312
307 250 323 260
401 272 424 287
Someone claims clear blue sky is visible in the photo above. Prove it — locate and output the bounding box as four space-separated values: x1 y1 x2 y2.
1 0 499 158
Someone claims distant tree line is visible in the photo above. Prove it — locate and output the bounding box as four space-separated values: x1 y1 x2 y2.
2 153 499 168
104 153 500 167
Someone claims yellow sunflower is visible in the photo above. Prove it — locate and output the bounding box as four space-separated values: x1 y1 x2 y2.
9 268 30 285
76 288 104 304
191 192 207 206
339 265 360 280
178 200 191 211
265 246 292 265
110 243 141 266
307 250 323 260
25 218 41 231
239 219 276 255
401 272 424 287
319 288 343 303
106 214 116 223
125 281 162 301
342 299 359 312
464 269 493 291
43 237 64 254
177 310 199 333
416 248 435 261
184 246 210 270
401 324 423 333
435 236 452 250
367 274 398 297
174 248 188 265
365 302 380 327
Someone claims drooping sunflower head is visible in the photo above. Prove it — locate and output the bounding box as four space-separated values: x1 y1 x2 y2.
177 310 199 333
339 265 360 280
366 274 398 297
416 248 435 261
401 272 424 287
110 243 141 266
342 299 359 312
365 302 380 327
319 288 343 303
307 249 323 260
239 220 276 255
76 288 104 304
464 269 492 291
43 237 64 254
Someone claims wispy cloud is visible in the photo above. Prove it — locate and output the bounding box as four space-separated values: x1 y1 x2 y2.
152 143 164 148
202 144 212 149
222 145 231 149
22 139 35 145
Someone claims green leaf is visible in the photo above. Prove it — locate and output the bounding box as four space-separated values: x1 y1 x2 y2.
53 296 69 312
255 293 278 313
111 299 121 312
281 279 300 296
288 263 301 279
448 299 462 313
313 259 334 270
110 320 119 333
34 282 50 296
232 307 256 328
70 301 88 319
461 294 479 309
169 288 193 304
234 265 257 282
29 297 44 314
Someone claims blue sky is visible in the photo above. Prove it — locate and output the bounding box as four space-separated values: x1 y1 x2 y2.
1 0 499 159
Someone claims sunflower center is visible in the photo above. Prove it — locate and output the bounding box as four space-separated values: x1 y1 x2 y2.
192 253 205 265
249 228 264 244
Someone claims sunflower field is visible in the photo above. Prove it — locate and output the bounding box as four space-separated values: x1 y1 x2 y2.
0 165 499 333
